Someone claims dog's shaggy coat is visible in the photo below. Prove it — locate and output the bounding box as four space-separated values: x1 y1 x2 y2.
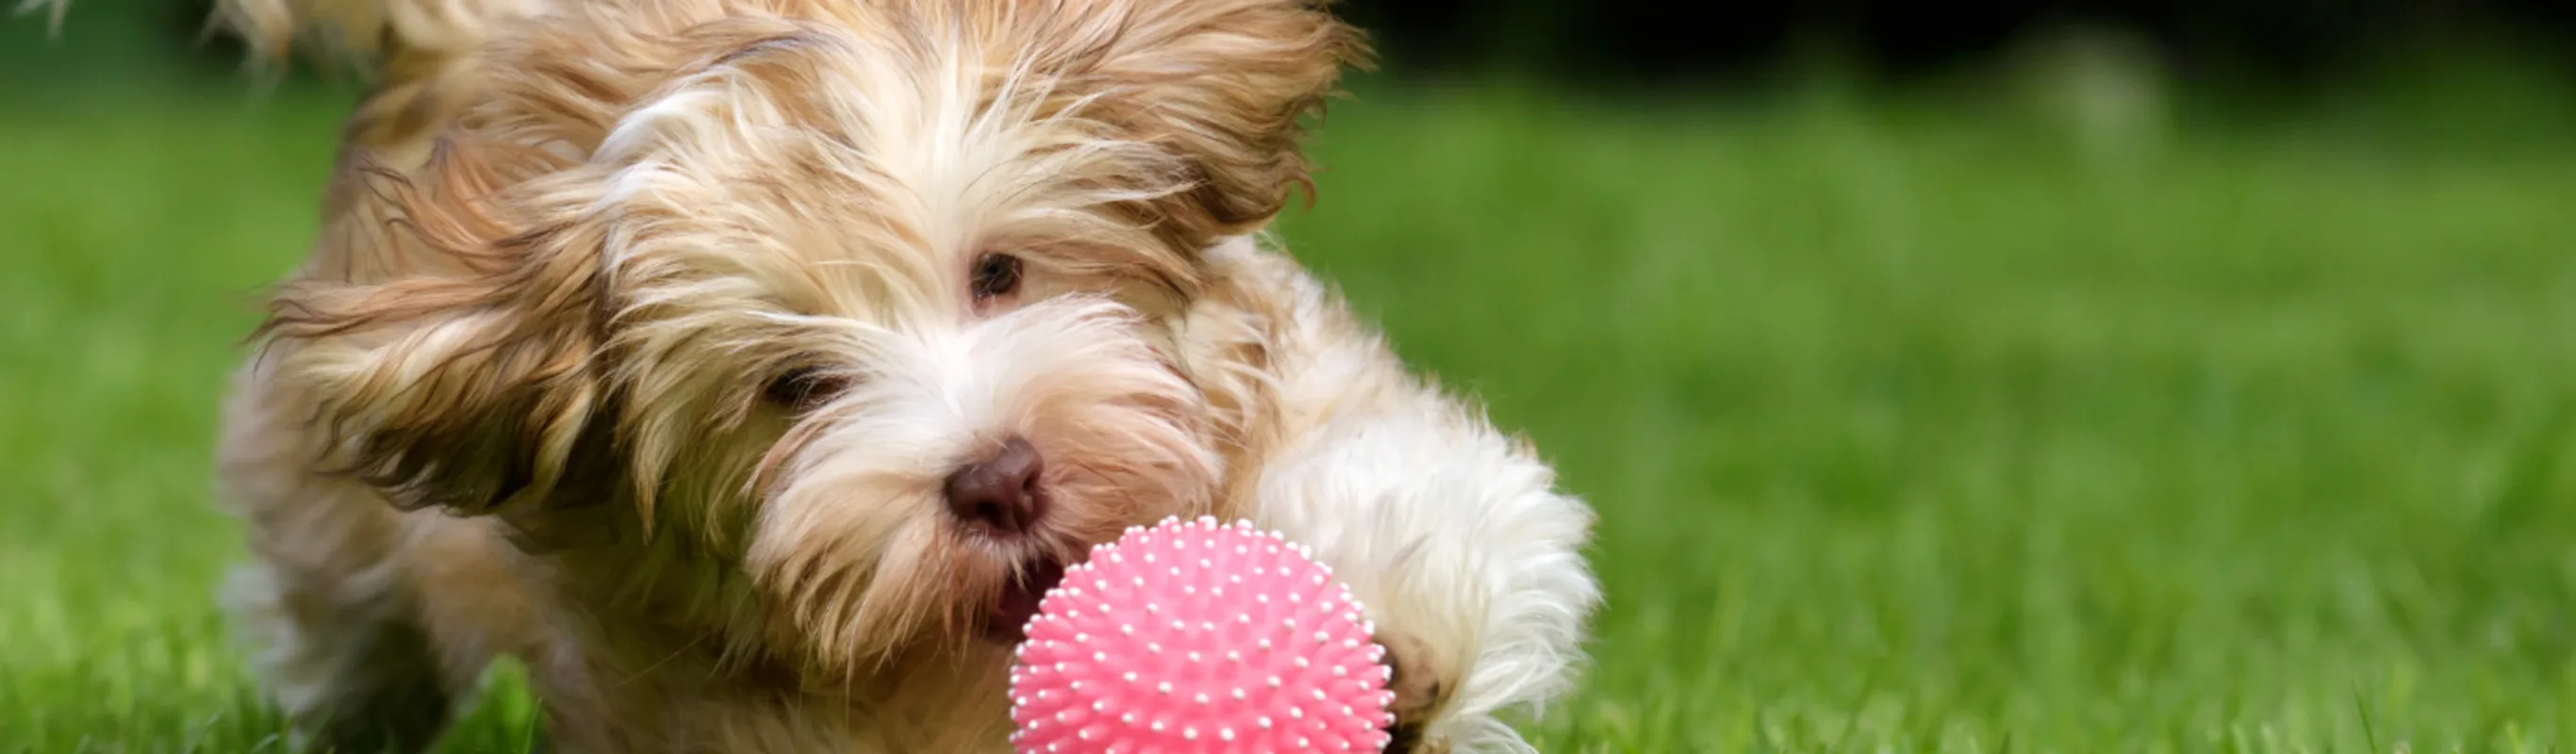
155 0 1602 750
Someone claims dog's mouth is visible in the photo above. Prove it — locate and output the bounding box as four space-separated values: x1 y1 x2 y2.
984 557 1066 644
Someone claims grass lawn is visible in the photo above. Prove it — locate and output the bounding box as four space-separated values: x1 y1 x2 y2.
4 69 2575 752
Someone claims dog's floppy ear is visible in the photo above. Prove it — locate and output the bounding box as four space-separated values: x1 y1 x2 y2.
1001 0 1370 243
260 138 615 518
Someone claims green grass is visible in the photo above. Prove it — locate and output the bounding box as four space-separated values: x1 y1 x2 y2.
6 70 2576 752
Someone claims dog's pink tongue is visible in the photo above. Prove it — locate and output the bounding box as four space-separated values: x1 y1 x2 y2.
988 561 1065 643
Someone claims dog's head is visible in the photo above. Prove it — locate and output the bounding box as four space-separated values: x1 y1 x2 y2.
259 0 1362 677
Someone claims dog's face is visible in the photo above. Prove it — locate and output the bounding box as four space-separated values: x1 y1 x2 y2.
263 0 1359 679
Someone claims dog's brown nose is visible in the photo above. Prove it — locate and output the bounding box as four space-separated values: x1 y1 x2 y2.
945 437 1047 536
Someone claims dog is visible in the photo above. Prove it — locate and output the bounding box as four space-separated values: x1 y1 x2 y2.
101 0 1608 750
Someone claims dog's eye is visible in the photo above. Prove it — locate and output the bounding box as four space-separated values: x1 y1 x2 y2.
970 253 1022 301
763 367 850 413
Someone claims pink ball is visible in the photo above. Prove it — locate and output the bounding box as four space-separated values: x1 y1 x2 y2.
1010 516 1395 753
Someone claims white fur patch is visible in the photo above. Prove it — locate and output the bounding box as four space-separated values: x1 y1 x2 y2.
1220 245 1603 753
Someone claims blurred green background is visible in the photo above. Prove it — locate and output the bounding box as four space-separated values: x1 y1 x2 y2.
6 2 2576 752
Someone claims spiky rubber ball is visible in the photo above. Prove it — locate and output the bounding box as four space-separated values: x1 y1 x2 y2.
1009 516 1395 753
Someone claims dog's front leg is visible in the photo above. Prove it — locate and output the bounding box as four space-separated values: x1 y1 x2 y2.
1245 393 1600 753
1187 240 1602 754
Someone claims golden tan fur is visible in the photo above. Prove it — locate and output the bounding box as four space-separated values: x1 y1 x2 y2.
160 0 1600 751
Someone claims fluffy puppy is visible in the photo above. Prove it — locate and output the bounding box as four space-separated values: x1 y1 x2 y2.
156 0 1604 751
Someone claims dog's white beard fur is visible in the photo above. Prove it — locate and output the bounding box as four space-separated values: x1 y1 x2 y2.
749 296 1217 670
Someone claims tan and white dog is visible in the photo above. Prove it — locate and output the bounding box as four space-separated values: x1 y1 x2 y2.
124 0 1603 750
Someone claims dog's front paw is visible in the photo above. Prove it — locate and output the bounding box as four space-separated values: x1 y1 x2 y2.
1199 247 1604 752
1251 411 1602 753
1375 631 1452 753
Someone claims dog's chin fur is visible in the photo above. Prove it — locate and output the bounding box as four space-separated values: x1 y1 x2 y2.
147 0 1603 751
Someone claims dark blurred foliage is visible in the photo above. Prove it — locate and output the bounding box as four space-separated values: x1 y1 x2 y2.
9 0 2575 92
1336 0 2576 87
